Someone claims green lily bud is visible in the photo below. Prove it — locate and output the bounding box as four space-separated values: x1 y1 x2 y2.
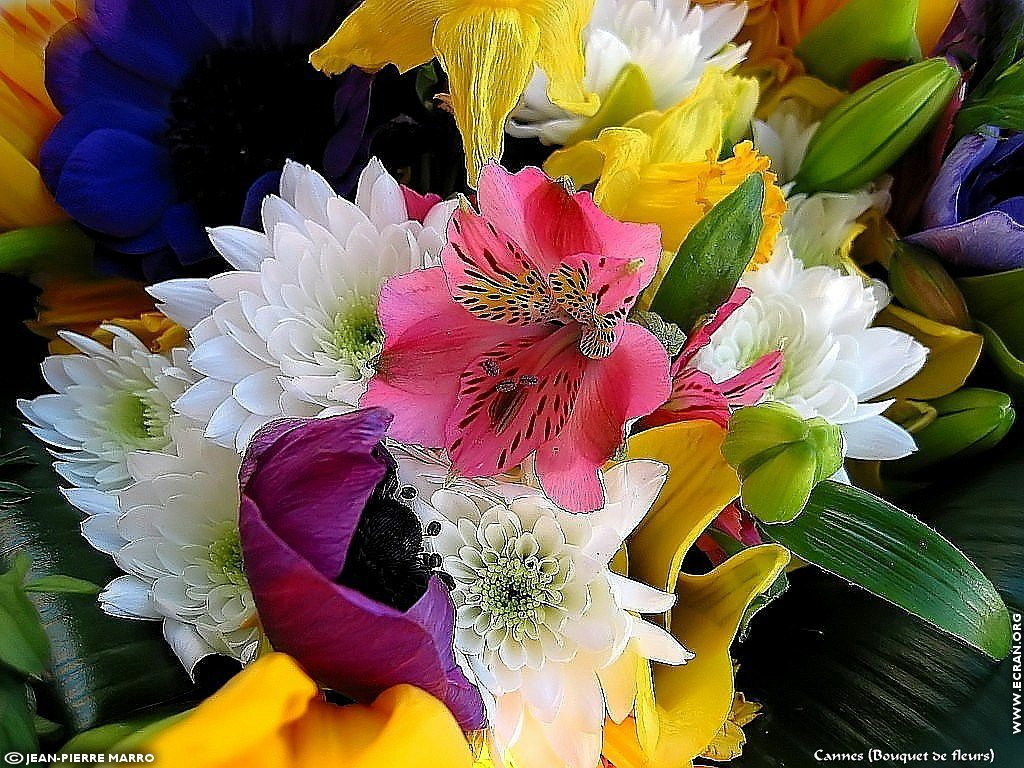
894 388 1016 474
889 242 971 329
795 57 960 193
722 402 844 524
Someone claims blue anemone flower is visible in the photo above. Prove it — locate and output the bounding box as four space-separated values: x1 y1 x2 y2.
41 0 370 279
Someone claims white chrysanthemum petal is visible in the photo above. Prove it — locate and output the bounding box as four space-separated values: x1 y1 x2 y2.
696 243 927 463
509 0 748 145
152 160 451 453
422 460 686 768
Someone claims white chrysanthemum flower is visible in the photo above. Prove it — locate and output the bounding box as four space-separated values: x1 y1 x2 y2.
694 241 927 461
508 0 748 145
754 100 892 268
17 327 196 493
95 424 259 673
150 158 457 453
420 460 689 768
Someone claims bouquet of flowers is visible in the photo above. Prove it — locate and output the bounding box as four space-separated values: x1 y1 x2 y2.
1 0 1022 766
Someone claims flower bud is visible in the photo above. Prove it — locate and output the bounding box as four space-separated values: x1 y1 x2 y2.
795 58 961 193
889 242 971 329
894 389 1015 474
722 402 843 524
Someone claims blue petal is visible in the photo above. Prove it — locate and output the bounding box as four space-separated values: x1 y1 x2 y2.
45 24 171 114
161 203 214 264
54 129 176 239
909 211 1024 272
240 170 281 230
185 0 255 45
40 99 167 188
80 0 219 90
251 0 340 46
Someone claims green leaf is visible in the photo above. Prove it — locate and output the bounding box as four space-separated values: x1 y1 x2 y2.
795 0 922 87
23 576 102 596
761 481 1011 659
0 667 36 755
0 555 50 678
0 414 194 733
723 403 843 524
735 435 1024 765
650 173 764 331
0 224 93 277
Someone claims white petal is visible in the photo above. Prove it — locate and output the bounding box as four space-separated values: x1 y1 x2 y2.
842 416 918 460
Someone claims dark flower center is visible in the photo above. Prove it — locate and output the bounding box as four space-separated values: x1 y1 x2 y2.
166 45 339 227
336 450 434 612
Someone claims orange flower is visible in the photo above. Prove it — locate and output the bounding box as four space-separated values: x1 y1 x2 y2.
0 0 77 231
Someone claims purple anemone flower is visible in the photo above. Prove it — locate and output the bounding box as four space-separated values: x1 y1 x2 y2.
908 131 1024 271
40 0 371 280
238 408 485 729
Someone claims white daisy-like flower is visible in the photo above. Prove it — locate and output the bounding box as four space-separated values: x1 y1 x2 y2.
94 423 259 673
150 158 457 453
17 327 196 494
754 100 892 268
694 241 928 462
508 0 749 145
420 460 689 768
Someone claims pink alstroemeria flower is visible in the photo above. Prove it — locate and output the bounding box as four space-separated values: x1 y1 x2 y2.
642 288 784 430
362 164 670 513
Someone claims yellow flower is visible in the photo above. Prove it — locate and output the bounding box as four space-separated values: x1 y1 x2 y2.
546 70 785 264
310 0 599 184
0 0 76 231
147 653 476 768
600 421 790 768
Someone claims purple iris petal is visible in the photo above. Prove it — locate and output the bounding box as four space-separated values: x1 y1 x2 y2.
184 0 256 45
919 133 998 228
54 130 176 238
910 212 1024 271
238 411 485 729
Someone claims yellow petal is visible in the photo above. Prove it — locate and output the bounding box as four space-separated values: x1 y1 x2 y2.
149 653 317 768
916 0 957 54
755 74 845 121
878 305 984 400
309 0 455 74
624 421 740 615
565 63 655 146
650 544 790 764
287 685 475 768
434 5 541 184
530 0 600 117
0 134 66 230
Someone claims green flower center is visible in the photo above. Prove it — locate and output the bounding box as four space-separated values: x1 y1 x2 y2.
109 387 171 449
329 299 383 369
208 528 246 587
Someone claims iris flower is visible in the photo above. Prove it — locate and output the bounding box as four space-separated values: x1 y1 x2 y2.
362 163 670 513
146 653 475 768
40 0 372 278
310 0 600 183
238 409 485 728
545 69 785 261
0 0 75 231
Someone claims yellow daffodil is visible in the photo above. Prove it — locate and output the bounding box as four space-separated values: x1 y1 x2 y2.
144 653 475 768
600 421 790 767
0 0 76 231
546 70 785 264
310 0 599 183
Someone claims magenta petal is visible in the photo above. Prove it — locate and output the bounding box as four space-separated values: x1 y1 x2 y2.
641 369 731 430
238 411 485 728
721 350 784 407
678 288 753 365
401 186 443 223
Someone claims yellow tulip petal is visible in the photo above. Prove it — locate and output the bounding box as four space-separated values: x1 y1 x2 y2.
149 654 317 768
435 5 541 184
755 74 845 121
288 686 475 768
530 0 600 117
879 305 984 400
650 544 790 764
309 0 455 74
624 421 740 612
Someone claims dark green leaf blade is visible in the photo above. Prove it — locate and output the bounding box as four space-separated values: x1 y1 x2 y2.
762 480 1011 659
23 576 102 596
0 667 37 755
650 172 764 331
